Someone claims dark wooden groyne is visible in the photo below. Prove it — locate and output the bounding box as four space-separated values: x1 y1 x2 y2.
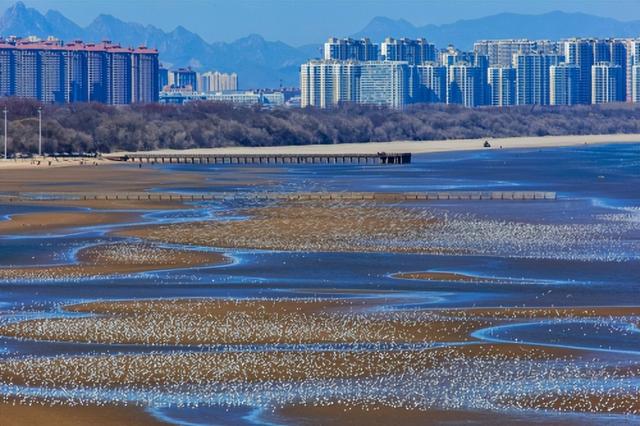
110 152 412 165
0 191 557 203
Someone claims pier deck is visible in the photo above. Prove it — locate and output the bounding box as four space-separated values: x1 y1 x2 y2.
107 152 412 165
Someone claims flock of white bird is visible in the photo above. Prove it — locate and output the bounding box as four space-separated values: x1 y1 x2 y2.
0 301 487 346
0 345 638 416
0 198 638 418
0 298 638 417
137 201 640 262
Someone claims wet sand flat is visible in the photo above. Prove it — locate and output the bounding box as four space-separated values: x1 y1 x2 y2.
0 211 138 234
0 162 271 195
119 202 457 254
1 144 638 422
8 197 188 211
0 402 167 426
0 243 228 280
268 404 587 425
117 198 639 261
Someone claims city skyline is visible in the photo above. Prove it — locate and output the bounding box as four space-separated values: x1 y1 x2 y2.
5 0 640 46
301 37 637 109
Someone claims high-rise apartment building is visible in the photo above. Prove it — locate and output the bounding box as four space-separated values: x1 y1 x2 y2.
563 39 594 104
133 47 161 104
487 66 516 106
199 71 238 92
592 62 625 104
588 39 628 101
627 39 640 101
0 37 158 104
357 61 410 109
592 39 611 62
474 39 535 67
158 66 169 91
171 68 197 90
323 37 379 61
549 63 580 105
474 39 558 66
300 60 358 108
515 53 562 105
107 47 133 104
605 39 628 101
300 60 410 109
381 38 436 64
632 64 640 103
473 54 490 105
447 63 482 107
300 60 334 108
416 63 447 103
439 46 475 67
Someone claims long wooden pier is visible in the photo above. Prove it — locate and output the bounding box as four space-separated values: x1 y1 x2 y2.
110 152 412 165
0 191 557 203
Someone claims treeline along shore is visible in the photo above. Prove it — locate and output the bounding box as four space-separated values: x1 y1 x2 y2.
3 98 640 154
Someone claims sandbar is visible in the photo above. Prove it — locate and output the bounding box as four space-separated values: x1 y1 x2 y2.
0 243 228 280
119 202 456 254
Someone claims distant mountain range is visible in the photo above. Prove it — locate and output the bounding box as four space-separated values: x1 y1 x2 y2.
352 12 640 46
2 2 640 88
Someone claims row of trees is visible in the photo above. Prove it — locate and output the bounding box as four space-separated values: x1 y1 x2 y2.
1 98 640 154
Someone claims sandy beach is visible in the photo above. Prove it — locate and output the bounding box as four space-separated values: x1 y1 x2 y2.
0 157 111 170
107 133 640 157
0 134 636 169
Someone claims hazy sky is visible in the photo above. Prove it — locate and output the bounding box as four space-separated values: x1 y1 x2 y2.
6 0 640 45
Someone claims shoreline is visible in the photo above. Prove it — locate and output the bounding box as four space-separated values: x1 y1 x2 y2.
107 133 640 158
2 134 636 170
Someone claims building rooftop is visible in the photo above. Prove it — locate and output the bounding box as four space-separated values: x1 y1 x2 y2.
0 37 158 54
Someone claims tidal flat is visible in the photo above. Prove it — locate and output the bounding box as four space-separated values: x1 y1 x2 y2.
0 143 639 425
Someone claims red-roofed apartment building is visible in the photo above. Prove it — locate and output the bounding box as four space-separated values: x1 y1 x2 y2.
0 37 159 104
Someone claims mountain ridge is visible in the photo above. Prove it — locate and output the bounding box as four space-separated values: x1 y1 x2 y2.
2 2 640 88
351 10 640 47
